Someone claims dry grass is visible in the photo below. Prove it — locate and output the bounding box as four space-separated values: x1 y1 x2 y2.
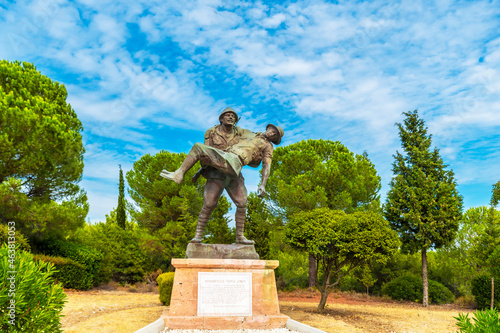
62 290 164 333
278 289 475 333
280 301 470 333
61 288 475 333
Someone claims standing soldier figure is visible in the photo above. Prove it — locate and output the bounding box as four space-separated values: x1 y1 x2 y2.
190 107 252 244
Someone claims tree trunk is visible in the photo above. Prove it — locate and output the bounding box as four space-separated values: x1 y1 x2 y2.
317 262 331 312
318 289 329 312
422 248 428 307
492 277 495 310
309 253 317 288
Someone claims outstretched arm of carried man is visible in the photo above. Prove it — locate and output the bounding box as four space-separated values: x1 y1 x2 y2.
257 156 272 198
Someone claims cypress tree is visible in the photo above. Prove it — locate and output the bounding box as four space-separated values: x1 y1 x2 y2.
117 165 126 229
491 180 500 207
383 110 463 307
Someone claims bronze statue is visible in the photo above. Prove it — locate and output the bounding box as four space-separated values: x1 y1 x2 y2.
160 109 284 245
191 107 252 244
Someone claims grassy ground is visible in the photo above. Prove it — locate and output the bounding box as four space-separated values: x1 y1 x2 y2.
61 288 474 333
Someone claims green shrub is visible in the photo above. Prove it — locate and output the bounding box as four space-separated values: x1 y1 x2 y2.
471 274 500 310
34 254 90 290
382 274 422 302
429 279 455 304
0 224 31 252
157 272 176 305
455 308 500 332
0 245 67 332
38 239 103 288
382 274 454 304
71 222 147 285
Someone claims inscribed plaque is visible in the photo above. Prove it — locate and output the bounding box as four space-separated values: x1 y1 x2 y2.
197 272 252 316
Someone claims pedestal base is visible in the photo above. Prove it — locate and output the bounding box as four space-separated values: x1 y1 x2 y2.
164 259 288 330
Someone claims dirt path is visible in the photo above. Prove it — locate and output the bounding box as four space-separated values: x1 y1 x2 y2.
61 289 473 333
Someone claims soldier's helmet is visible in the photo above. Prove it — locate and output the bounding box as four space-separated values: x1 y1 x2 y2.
266 124 284 145
219 107 240 125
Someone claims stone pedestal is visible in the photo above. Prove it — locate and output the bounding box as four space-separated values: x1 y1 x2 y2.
164 258 289 330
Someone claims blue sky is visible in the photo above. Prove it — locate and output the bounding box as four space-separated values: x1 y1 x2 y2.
1 0 500 223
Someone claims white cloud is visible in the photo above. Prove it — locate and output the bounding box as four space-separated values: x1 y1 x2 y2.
261 13 286 28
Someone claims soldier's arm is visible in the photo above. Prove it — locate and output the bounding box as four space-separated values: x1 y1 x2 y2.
257 156 272 198
204 127 213 145
238 127 255 141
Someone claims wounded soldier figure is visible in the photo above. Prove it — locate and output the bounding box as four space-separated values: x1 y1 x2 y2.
160 123 284 244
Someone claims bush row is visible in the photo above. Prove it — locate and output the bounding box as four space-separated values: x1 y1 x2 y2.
37 239 103 289
33 254 92 290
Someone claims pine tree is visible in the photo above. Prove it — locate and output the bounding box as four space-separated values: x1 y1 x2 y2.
0 60 85 200
117 165 126 229
266 139 381 287
383 110 463 307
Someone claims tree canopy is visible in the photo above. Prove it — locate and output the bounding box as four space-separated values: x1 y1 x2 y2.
267 139 381 216
383 110 463 306
286 208 399 310
0 60 85 200
126 150 204 232
0 60 87 243
452 207 500 273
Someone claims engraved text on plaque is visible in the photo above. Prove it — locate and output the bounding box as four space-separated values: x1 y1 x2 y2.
197 272 252 316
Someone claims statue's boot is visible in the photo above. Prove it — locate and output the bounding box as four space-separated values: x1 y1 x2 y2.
191 207 210 243
235 207 254 245
160 155 197 184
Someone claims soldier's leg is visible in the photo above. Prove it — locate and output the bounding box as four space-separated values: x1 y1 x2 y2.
191 178 225 243
160 143 206 184
226 176 254 245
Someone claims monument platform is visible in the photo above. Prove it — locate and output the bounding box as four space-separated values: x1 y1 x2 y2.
185 243 260 259
164 258 289 330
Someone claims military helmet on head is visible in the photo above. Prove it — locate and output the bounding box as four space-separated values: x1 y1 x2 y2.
266 124 284 145
219 107 240 125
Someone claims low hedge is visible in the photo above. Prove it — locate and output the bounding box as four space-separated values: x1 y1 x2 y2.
33 254 91 290
157 272 175 306
38 239 103 289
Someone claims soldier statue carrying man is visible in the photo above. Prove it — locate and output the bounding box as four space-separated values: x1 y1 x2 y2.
160 107 284 245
